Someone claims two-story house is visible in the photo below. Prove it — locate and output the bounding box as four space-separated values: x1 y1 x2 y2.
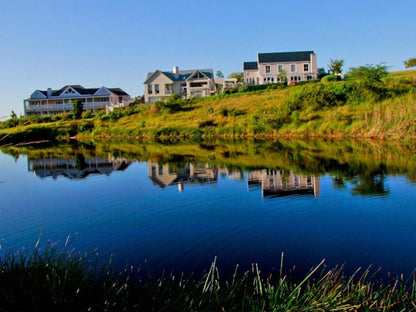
24 85 130 116
243 51 317 85
144 66 216 103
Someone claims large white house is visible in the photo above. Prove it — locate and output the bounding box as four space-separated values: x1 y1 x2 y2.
144 67 216 103
243 51 318 85
24 85 130 116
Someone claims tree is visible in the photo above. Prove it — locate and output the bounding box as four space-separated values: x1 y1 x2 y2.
404 58 416 69
228 72 244 82
347 63 388 87
328 59 344 74
278 69 288 84
71 100 83 119
216 70 224 78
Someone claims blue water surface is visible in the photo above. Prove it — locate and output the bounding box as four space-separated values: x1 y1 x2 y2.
0 151 415 279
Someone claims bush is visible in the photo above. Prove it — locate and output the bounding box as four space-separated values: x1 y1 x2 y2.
220 108 246 117
288 82 350 111
81 110 94 119
321 75 341 83
198 120 216 128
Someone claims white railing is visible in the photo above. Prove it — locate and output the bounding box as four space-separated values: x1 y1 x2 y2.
25 102 109 112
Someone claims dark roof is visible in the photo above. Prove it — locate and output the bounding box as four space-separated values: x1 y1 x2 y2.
258 51 314 63
33 85 129 98
109 88 129 96
243 62 258 70
145 69 214 83
74 87 100 95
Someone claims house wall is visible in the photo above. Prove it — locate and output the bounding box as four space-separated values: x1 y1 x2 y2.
244 69 261 85
24 93 131 116
144 73 175 103
244 52 318 85
186 75 216 99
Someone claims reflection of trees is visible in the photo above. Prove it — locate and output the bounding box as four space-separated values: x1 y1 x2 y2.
331 165 389 197
351 174 388 197
74 153 88 171
332 174 346 189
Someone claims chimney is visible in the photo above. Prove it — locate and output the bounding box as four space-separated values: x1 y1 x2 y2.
47 88 52 97
173 66 179 74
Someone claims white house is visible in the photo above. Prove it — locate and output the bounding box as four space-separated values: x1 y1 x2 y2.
24 85 130 116
243 51 318 85
214 77 238 92
144 66 216 103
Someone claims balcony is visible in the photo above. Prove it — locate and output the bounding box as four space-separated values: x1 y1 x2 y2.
25 101 109 113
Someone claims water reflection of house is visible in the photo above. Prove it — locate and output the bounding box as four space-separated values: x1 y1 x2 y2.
248 169 320 197
218 167 244 180
28 155 131 180
148 162 218 191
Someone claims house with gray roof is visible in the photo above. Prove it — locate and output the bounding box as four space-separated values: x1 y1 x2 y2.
144 66 216 103
24 85 130 116
243 51 317 85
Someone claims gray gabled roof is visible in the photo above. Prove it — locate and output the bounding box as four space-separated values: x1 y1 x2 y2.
243 62 258 70
258 51 314 63
30 85 129 99
144 69 214 84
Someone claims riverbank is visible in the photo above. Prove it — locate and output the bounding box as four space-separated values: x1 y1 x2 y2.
1 69 415 145
1 242 415 311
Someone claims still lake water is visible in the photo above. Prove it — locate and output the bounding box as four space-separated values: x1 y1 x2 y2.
0 141 416 279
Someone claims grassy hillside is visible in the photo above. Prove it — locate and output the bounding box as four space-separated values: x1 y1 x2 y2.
1 69 416 144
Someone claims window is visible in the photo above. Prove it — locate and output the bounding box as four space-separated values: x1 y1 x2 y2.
191 71 205 79
278 64 283 71
291 64 296 72
190 82 207 88
155 84 159 94
271 77 274 82
148 84 152 94
294 176 299 187
165 84 173 94
265 65 271 73
307 75 313 80
158 166 163 175
304 64 309 72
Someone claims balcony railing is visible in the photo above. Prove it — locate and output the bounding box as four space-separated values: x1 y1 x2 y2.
25 102 109 112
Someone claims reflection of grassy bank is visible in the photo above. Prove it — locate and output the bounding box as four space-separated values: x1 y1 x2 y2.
2 140 416 183
1 243 416 311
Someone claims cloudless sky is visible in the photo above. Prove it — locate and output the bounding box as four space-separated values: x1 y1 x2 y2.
0 0 415 118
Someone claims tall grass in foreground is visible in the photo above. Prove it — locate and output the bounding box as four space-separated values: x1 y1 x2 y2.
1 242 416 311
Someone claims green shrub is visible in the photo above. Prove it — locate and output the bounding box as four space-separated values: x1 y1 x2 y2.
321 75 341 83
81 110 94 119
288 82 349 111
199 120 216 128
220 108 246 117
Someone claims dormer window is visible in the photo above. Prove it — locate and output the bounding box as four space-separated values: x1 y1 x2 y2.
63 87 78 95
190 71 206 79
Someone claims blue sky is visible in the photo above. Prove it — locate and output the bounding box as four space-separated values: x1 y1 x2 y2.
0 0 415 118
